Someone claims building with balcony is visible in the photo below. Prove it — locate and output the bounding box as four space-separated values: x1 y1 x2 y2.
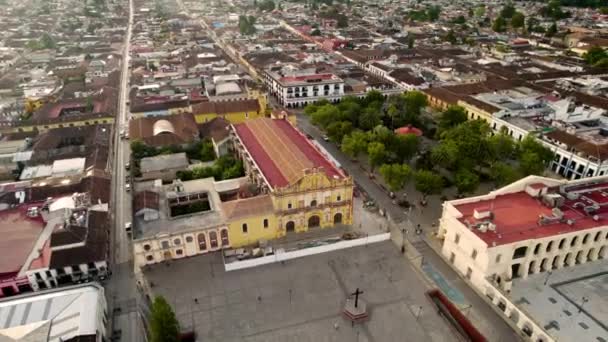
264 67 345 108
436 175 608 342
230 117 353 244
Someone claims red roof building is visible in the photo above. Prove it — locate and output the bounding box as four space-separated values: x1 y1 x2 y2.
438 175 608 300
232 118 345 189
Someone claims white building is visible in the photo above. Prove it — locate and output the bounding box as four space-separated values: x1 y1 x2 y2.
0 283 107 342
437 175 608 341
263 67 345 108
461 87 608 180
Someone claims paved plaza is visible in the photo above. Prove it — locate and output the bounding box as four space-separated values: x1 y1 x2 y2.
144 241 458 342
512 260 608 342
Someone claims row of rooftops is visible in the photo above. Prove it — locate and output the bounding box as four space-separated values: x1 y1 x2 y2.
0 177 110 281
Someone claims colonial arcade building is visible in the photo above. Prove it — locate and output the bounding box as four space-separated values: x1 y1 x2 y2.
437 175 608 341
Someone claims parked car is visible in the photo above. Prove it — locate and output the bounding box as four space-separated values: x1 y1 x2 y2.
306 133 313 139
125 222 132 233
125 162 130 170
322 135 330 141
125 183 131 192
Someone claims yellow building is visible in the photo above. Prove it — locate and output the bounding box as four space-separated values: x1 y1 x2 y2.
0 113 114 134
190 91 268 124
223 195 280 247
423 88 461 111
228 117 354 248
457 98 500 123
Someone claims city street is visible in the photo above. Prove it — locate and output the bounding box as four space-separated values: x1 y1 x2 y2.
105 0 144 340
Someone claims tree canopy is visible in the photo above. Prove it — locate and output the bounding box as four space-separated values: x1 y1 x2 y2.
583 46 608 67
511 12 525 29
239 15 257 35
500 2 516 19
257 0 275 11
149 296 180 342
492 15 507 32
414 170 444 195
438 105 467 133
379 163 412 191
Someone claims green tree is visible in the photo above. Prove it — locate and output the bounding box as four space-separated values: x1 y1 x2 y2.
403 90 428 117
493 15 507 33
337 97 362 123
326 121 352 143
149 296 180 342
440 119 492 169
367 142 386 171
541 0 569 21
593 57 608 68
341 131 368 158
546 21 558 37
200 139 216 161
487 132 515 163
130 139 158 159
583 46 608 65
453 15 466 25
310 104 340 128
258 0 275 11
474 6 486 18
414 170 444 195
517 136 553 176
500 2 516 19
40 33 56 49
444 30 458 44
455 168 480 194
511 12 525 30
379 163 412 191
358 106 382 130
438 105 467 132
408 35 415 49
527 17 543 33
430 141 459 170
427 5 441 22
518 136 553 163
519 151 545 176
392 133 419 163
361 90 384 107
221 160 244 179
490 161 521 186
239 15 257 35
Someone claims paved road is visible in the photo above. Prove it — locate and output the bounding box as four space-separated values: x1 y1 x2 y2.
296 113 520 341
105 0 144 340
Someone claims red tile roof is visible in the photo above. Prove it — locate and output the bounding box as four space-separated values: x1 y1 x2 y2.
234 118 344 189
454 183 608 246
0 204 45 274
